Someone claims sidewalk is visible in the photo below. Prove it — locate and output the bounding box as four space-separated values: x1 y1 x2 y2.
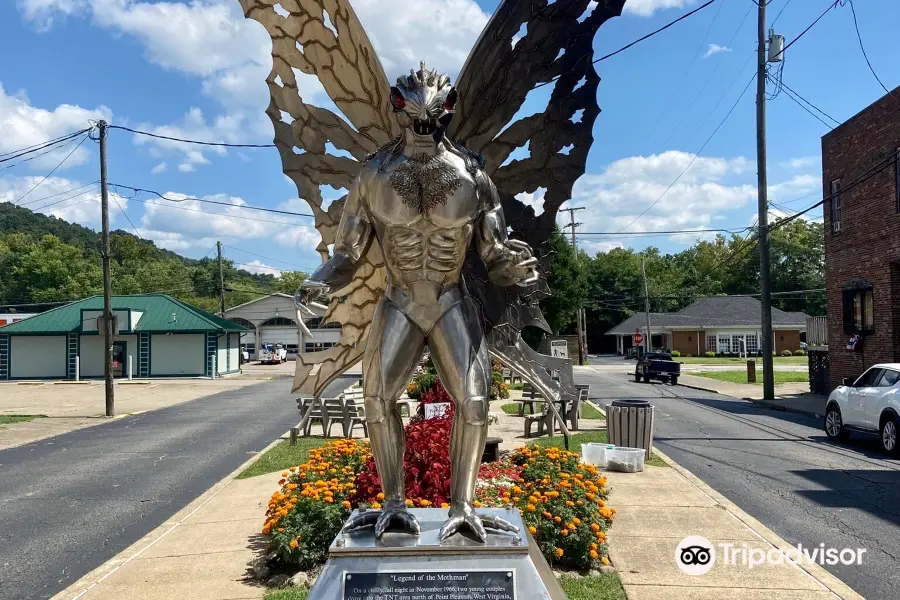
607 448 863 600
677 373 827 418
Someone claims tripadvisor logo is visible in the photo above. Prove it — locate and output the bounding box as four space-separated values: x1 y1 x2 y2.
676 536 866 574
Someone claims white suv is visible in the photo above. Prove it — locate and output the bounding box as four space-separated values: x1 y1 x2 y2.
824 363 900 454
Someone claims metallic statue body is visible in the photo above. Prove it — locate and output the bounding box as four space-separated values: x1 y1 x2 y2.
303 66 536 540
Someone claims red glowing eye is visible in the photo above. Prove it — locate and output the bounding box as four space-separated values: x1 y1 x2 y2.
443 88 458 112
390 87 405 110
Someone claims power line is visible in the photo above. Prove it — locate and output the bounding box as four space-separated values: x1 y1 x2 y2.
0 133 87 173
222 244 315 271
578 227 751 236
108 125 276 148
779 80 841 125
112 196 142 238
16 180 100 208
616 72 757 234
593 0 721 64
772 0 794 26
130 197 310 226
777 0 839 59
0 128 91 163
781 85 835 129
30 187 100 214
109 183 315 218
13 134 90 205
845 0 895 98
770 150 900 231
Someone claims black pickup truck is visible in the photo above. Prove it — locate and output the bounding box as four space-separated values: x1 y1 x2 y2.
635 352 681 385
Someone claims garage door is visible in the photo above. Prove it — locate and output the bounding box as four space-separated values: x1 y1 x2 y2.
10 336 66 379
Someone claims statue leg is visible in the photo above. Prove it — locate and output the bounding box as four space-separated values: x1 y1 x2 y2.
428 298 518 541
345 298 425 538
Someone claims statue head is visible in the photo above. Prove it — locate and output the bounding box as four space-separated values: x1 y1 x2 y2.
390 62 457 139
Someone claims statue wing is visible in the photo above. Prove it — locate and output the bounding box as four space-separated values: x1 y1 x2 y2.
241 0 398 396
450 0 625 404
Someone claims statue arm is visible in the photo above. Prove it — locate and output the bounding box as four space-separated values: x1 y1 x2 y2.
304 173 374 293
474 173 539 287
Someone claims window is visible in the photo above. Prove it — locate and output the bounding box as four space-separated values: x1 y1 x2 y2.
745 334 759 354
261 317 295 327
896 148 900 212
830 179 842 233
305 317 341 329
717 335 732 354
842 284 874 334
706 335 716 353
854 368 883 387
879 369 900 387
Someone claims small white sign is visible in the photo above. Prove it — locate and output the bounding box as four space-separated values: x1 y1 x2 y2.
550 340 568 359
425 403 451 419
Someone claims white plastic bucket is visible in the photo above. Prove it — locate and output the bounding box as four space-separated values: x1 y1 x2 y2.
605 446 645 473
582 443 616 468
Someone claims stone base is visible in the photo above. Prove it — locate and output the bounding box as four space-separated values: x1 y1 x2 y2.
308 508 565 600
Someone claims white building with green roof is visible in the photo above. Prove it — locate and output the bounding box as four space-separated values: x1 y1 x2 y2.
0 294 247 380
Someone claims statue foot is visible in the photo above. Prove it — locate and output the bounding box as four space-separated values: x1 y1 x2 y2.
342 503 420 538
439 509 520 542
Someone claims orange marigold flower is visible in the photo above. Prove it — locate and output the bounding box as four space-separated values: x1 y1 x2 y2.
555 548 564 557
601 557 610 566
441 503 450 509
590 543 598 551
371 501 382 509
589 550 599 560
560 529 568 537
289 539 299 550
281 471 289 477
341 500 352 509
553 516 561 524
526 504 536 512
528 526 536 535
572 518 581 526
473 501 482 508
420 499 431 507
591 523 600 532
377 492 385 501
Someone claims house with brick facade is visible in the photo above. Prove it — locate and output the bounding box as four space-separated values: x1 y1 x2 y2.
606 296 806 356
822 85 900 390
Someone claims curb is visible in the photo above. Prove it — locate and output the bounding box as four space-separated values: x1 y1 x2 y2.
52 434 287 600
744 398 825 419
676 382 720 395
650 446 864 600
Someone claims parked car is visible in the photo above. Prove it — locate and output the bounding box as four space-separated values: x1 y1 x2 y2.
635 352 681 385
258 343 288 365
824 363 900 454
241 349 250 364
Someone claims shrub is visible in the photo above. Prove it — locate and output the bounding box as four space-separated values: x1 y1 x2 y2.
355 404 454 507
670 350 681 357
780 349 793 357
492 371 511 400
704 351 716 358
476 446 614 570
263 439 370 568
794 349 806 356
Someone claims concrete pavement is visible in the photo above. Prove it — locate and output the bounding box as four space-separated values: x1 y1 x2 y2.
579 362 900 600
0 375 355 600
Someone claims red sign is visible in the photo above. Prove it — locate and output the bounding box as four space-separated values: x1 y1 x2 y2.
632 333 644 346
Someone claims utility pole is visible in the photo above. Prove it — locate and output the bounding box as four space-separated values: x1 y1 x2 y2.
217 240 226 317
99 120 114 417
756 0 775 401
642 254 652 354
562 207 586 365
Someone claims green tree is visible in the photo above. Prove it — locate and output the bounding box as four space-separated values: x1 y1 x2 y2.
540 230 589 335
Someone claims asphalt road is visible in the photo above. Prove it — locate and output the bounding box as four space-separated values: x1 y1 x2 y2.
0 375 355 600
582 358 900 600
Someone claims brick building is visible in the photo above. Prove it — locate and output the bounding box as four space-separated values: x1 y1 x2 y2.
822 85 900 390
606 296 806 356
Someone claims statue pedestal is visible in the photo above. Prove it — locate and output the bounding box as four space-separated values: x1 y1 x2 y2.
308 508 565 600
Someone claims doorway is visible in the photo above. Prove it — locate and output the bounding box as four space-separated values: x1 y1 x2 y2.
112 341 127 378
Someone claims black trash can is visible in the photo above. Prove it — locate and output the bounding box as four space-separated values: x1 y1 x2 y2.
606 399 655 460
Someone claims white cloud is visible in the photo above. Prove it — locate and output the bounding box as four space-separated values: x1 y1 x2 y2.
570 151 757 244
236 259 283 277
0 83 110 171
704 44 732 58
18 0 491 168
624 0 694 18
151 162 167 174
768 174 819 202
0 176 128 229
780 156 821 170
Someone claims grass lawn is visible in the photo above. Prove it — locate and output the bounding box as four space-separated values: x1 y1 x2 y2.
693 370 809 385
0 414 45 425
264 573 626 600
238 438 330 479
531 430 668 468
501 402 605 419
677 355 806 364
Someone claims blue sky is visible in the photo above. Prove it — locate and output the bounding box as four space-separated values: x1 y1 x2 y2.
1 0 898 276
